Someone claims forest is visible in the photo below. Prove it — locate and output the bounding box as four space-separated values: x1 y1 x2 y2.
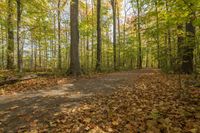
0 0 200 132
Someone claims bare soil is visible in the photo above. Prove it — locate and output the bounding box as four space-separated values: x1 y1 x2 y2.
0 70 150 132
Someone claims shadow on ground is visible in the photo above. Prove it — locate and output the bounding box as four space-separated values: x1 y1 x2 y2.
0 71 136 132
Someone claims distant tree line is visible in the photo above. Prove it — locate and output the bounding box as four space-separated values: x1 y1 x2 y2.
0 0 199 75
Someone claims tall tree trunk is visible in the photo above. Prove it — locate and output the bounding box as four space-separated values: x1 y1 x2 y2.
30 39 34 70
17 0 22 72
34 43 37 71
177 24 184 72
107 31 110 67
155 0 160 68
45 37 48 71
117 1 121 68
53 14 57 69
182 12 195 74
166 0 172 70
196 27 200 68
57 0 62 70
96 0 102 71
136 0 142 69
146 43 149 68
65 22 69 68
111 0 117 70
39 40 42 69
21 34 24 69
123 2 127 68
69 0 81 76
1 24 4 69
86 0 90 69
7 0 14 69
91 0 94 69
83 37 86 67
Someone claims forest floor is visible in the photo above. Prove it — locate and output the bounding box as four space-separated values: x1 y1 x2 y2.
0 69 200 133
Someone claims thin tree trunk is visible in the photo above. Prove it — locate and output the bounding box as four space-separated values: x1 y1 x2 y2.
197 28 200 67
166 0 172 69
30 39 34 70
136 0 142 69
1 24 4 69
117 1 121 68
91 0 95 69
96 0 102 71
155 0 160 68
177 24 184 72
21 34 24 70
34 43 37 71
45 37 48 71
182 12 195 74
111 0 117 70
7 0 14 69
38 40 42 69
86 0 90 69
107 31 110 67
57 0 62 70
123 1 127 67
53 14 57 69
65 22 69 68
146 43 149 68
17 0 22 72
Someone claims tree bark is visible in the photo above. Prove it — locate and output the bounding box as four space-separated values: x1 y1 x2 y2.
17 0 22 72
91 0 94 69
177 24 184 72
155 0 160 68
166 0 172 70
30 39 34 70
68 0 81 76
7 0 14 69
117 1 121 68
34 42 37 71
96 0 102 71
38 39 42 69
1 24 4 69
111 0 117 70
182 13 195 74
136 0 142 69
65 22 69 68
86 0 90 69
57 0 62 70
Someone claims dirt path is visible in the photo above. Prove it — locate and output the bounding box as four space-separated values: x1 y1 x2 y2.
0 70 150 132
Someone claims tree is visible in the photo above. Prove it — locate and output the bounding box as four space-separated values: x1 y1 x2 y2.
96 0 102 71
136 0 142 69
68 0 81 76
182 12 195 74
91 0 95 69
165 0 172 70
0 0 199 74
177 24 184 72
155 0 160 68
85 0 90 69
7 0 14 69
116 0 121 67
1 22 5 69
17 0 22 72
111 0 117 70
57 0 62 70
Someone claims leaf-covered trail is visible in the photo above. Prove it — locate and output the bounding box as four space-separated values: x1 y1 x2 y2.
0 69 200 132
0 70 139 132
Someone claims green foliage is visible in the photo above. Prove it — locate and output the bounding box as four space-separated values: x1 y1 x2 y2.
0 0 199 73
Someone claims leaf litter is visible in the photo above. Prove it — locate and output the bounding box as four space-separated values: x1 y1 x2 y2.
31 71 200 133
0 70 200 133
